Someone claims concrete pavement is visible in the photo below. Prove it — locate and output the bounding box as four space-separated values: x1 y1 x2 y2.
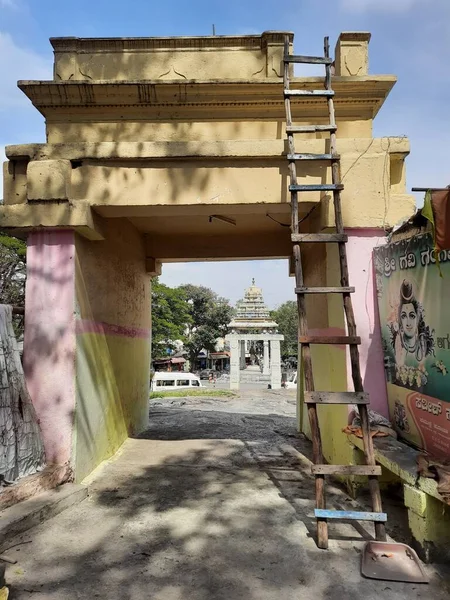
4 394 448 599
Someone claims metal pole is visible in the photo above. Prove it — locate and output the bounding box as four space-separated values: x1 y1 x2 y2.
411 187 450 192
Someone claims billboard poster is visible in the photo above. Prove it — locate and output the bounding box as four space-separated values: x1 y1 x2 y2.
374 233 450 459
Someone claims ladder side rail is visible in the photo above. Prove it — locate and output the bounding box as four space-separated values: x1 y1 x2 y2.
284 34 328 548
324 37 387 542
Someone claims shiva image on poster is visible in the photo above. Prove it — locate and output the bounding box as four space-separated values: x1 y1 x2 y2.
388 279 435 389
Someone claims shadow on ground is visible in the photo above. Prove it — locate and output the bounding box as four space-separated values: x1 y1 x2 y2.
5 406 447 599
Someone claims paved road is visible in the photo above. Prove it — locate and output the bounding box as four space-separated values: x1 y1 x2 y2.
5 392 448 599
199 379 272 391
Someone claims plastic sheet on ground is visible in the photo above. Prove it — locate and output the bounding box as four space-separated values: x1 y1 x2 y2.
0 305 45 483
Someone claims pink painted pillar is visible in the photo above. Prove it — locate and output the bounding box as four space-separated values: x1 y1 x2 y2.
23 231 76 465
346 228 389 417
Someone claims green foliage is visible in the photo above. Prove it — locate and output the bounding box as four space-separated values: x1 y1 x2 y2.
178 284 233 367
0 235 26 259
151 279 191 358
0 234 26 337
271 300 298 358
151 281 232 366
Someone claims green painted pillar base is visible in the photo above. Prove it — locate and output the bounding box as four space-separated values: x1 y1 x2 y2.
404 483 450 563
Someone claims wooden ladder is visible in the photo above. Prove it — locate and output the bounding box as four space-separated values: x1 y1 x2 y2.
283 35 387 549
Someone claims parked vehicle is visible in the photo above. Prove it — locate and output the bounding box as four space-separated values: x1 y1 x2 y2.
284 371 297 389
150 372 202 391
198 368 216 380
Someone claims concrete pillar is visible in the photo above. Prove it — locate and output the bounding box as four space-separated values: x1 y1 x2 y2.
270 339 282 389
334 32 371 77
404 483 450 563
263 340 270 375
24 220 152 482
240 339 246 370
24 230 76 466
74 219 151 481
229 337 240 390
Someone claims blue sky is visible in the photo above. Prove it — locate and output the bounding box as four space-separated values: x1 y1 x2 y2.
1 0 449 307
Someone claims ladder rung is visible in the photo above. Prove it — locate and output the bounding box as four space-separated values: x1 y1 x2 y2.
315 509 387 522
284 54 333 65
291 233 347 243
312 465 381 476
287 153 339 161
284 89 334 97
286 125 337 134
289 184 343 192
304 391 369 404
295 286 354 294
299 335 361 345
284 38 387 547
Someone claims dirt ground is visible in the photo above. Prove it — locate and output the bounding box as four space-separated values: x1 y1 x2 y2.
4 390 449 599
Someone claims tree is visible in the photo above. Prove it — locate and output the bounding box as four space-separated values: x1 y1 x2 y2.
178 284 233 368
0 234 27 337
151 279 191 358
271 300 298 358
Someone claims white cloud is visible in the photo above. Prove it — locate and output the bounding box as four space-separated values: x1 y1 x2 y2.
160 260 294 309
0 32 52 110
341 0 417 12
0 0 18 8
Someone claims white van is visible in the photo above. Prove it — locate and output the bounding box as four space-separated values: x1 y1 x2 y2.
151 372 202 391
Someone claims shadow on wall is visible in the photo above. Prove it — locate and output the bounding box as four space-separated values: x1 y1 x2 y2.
70 147 291 209
24 239 75 378
39 46 289 212
23 232 76 466
362 267 389 419
74 318 128 481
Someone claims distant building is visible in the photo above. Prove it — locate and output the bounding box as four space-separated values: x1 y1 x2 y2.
226 279 283 389
153 350 186 372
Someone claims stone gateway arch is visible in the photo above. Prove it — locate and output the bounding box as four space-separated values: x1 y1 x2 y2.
1 31 414 481
226 279 283 389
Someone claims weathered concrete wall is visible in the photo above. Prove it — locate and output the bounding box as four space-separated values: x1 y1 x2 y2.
346 229 388 417
4 139 412 225
23 224 151 481
51 32 291 82
24 231 76 465
299 230 389 465
298 242 352 465
70 158 289 207
2 30 417 484
74 218 150 481
45 119 373 145
1 136 414 267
